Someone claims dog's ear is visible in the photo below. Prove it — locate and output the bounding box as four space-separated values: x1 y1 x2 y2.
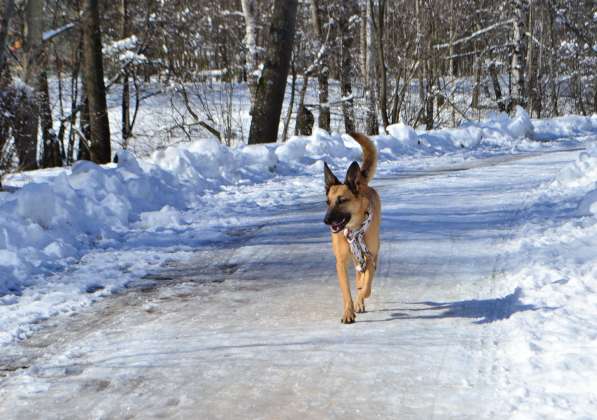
345 161 361 195
324 162 340 194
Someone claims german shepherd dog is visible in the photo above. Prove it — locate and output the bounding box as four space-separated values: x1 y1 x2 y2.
323 133 380 323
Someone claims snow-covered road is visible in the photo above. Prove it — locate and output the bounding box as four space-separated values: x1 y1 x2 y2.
0 148 594 419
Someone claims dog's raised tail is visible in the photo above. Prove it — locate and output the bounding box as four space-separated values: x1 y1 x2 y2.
349 132 377 183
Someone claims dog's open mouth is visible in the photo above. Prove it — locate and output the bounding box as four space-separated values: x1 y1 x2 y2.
330 217 350 233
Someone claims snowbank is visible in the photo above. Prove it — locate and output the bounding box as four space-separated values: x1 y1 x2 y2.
496 144 597 416
532 114 597 141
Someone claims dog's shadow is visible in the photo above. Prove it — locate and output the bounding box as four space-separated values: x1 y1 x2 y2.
370 287 553 324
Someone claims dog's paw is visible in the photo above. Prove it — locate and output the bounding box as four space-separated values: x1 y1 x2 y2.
341 308 356 324
354 299 366 313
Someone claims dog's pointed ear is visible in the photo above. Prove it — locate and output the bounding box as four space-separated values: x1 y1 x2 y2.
344 161 361 195
324 162 340 193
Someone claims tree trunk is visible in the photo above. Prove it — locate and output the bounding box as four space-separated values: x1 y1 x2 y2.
471 54 481 109
241 0 259 104
14 0 47 170
248 0 298 144
78 93 91 161
309 0 330 132
338 0 358 133
281 58 297 142
0 0 15 79
39 71 62 167
425 59 434 130
120 0 131 148
365 0 378 135
0 0 15 168
547 6 558 116
489 62 506 112
13 89 38 170
82 0 111 163
449 0 456 127
526 2 540 117
373 0 389 131
295 74 309 136
511 0 529 111
67 31 83 164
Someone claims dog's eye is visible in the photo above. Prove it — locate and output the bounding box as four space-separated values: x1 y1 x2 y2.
337 197 347 205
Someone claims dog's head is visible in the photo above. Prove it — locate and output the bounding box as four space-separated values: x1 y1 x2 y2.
323 161 364 233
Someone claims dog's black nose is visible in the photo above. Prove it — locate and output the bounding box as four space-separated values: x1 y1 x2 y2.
323 211 332 225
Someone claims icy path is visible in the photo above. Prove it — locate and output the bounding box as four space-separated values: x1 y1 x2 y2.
0 150 587 419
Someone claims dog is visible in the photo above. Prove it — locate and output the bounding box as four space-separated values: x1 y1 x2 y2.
323 133 380 323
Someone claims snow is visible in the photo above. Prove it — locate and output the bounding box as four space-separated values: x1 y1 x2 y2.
493 145 597 416
102 35 139 56
0 112 596 417
42 22 76 42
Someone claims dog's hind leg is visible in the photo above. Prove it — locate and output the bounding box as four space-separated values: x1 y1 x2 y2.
336 260 356 324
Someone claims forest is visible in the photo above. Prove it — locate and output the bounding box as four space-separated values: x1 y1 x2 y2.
0 0 595 175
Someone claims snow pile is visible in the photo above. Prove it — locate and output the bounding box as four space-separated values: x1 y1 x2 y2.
532 114 597 141
278 107 540 164
368 106 536 155
0 153 184 296
496 145 597 417
275 129 360 166
103 35 139 56
412 106 531 151
543 144 597 216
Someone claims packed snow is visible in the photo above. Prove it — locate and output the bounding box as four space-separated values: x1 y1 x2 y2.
0 111 596 418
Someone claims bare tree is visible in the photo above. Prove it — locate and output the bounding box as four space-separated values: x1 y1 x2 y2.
364 0 378 135
0 0 16 173
13 0 47 171
371 0 389 131
335 0 358 133
248 0 298 144
241 0 259 103
510 0 529 110
309 0 330 131
120 0 132 148
82 0 111 163
0 0 15 78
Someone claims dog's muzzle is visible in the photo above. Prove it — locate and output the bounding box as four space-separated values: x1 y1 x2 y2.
324 210 350 233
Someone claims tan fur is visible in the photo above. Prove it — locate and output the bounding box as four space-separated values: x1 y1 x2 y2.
349 132 377 183
326 133 381 323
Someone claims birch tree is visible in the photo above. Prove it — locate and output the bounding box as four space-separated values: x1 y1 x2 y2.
364 0 378 135
309 0 330 131
510 0 529 110
334 0 358 133
241 0 259 103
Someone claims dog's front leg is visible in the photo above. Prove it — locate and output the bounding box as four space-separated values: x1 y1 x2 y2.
355 265 375 313
354 272 365 313
336 260 355 324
